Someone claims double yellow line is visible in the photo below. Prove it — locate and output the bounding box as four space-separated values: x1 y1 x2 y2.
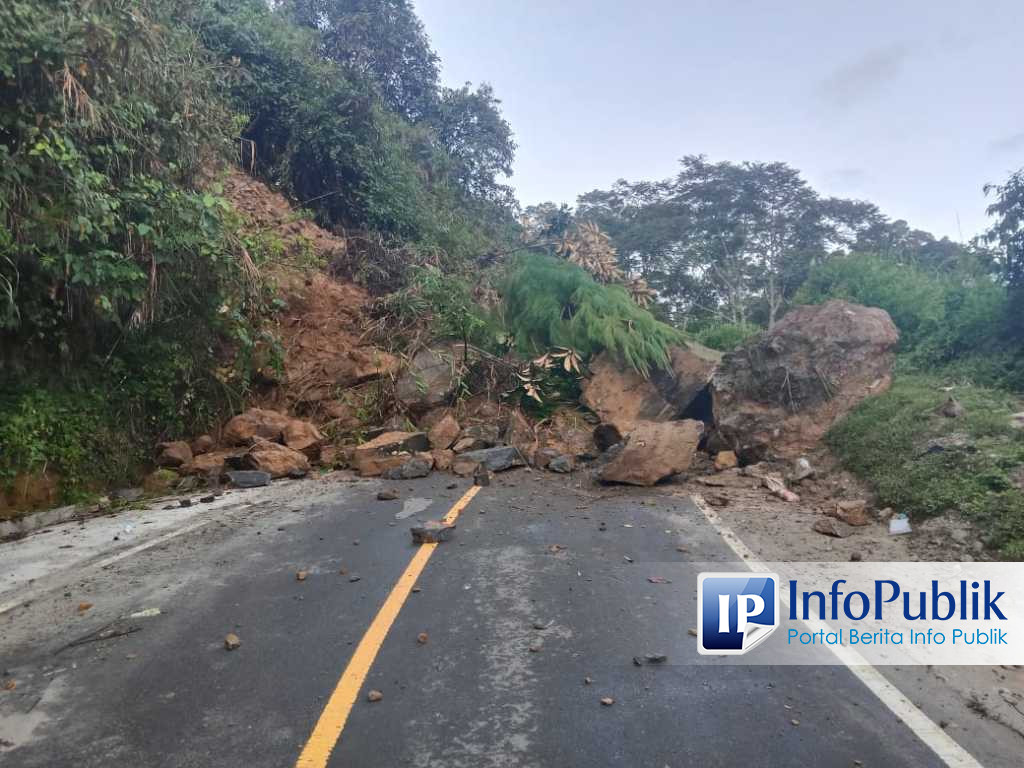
295 484 481 768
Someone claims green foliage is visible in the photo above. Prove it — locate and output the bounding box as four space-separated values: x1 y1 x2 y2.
827 375 1024 555
694 322 761 352
386 266 499 348
796 253 1022 389
502 253 683 376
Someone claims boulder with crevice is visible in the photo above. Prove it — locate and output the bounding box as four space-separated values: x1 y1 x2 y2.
579 342 720 433
156 441 192 468
711 300 899 462
599 420 703 486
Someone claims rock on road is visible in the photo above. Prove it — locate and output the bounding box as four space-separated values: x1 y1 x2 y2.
0 471 989 767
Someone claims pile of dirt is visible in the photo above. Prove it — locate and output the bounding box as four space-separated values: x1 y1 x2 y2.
221 170 398 426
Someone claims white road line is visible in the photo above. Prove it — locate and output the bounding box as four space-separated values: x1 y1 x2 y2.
693 494 985 768
0 517 217 617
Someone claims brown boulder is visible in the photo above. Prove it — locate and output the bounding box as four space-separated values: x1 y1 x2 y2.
428 414 461 450
580 342 720 433
711 300 899 461
501 410 535 456
181 450 234 477
156 441 192 468
223 408 291 445
241 440 310 479
599 420 703 486
431 449 455 472
190 435 215 456
351 431 430 477
713 450 738 471
283 419 324 457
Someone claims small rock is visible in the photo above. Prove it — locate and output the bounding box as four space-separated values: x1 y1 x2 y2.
179 498 192 508
473 465 491 486
791 719 800 726
410 521 456 544
532 620 550 630
647 576 670 584
600 697 615 706
199 495 215 503
850 552 863 562
225 470 272 488
827 500 871 527
367 689 383 702
446 482 458 490
812 517 850 538
687 628 698 637
377 489 399 501
224 633 241 650
713 450 738 471
296 571 307 581
584 676 593 685
417 632 429 645
644 653 668 664
791 457 815 483
548 454 573 473
939 397 965 418
349 575 361 583
2 679 16 691
705 493 729 507
623 555 634 563
877 507 895 522
77 602 93 613
529 643 542 653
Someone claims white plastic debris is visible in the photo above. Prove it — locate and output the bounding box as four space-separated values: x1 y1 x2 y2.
888 513 912 535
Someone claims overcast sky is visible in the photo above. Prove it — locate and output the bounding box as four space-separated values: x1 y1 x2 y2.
415 0 1024 240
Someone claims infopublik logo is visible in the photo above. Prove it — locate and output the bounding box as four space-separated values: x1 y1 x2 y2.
698 572 779 655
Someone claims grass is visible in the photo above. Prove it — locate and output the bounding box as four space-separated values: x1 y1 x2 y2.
826 374 1024 557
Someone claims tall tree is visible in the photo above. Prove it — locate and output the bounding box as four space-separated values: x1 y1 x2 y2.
985 168 1024 340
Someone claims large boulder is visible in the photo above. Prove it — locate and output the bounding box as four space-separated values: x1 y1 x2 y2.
452 446 526 475
223 408 291 445
599 420 703 486
711 300 899 462
427 413 461 450
241 440 310 479
283 419 324 458
395 345 464 413
156 441 192 468
579 342 720 433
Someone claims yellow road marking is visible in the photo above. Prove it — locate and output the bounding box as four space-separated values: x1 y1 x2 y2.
295 484 481 768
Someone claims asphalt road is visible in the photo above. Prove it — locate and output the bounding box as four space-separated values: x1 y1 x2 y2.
0 470 965 766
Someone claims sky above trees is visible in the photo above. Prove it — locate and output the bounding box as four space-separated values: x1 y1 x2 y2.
415 0 1023 240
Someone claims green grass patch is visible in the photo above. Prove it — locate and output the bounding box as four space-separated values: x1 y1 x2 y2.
826 374 1024 557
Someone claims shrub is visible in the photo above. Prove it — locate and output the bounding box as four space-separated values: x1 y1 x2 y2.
502 253 683 376
694 322 761 352
826 375 1024 555
796 253 1021 390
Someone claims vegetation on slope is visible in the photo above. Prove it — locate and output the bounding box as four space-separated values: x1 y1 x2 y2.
827 376 1024 556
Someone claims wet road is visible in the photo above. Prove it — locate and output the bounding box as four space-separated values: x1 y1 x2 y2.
0 470 977 766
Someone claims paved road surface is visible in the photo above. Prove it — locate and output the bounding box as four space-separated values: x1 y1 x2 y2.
0 471 987 766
